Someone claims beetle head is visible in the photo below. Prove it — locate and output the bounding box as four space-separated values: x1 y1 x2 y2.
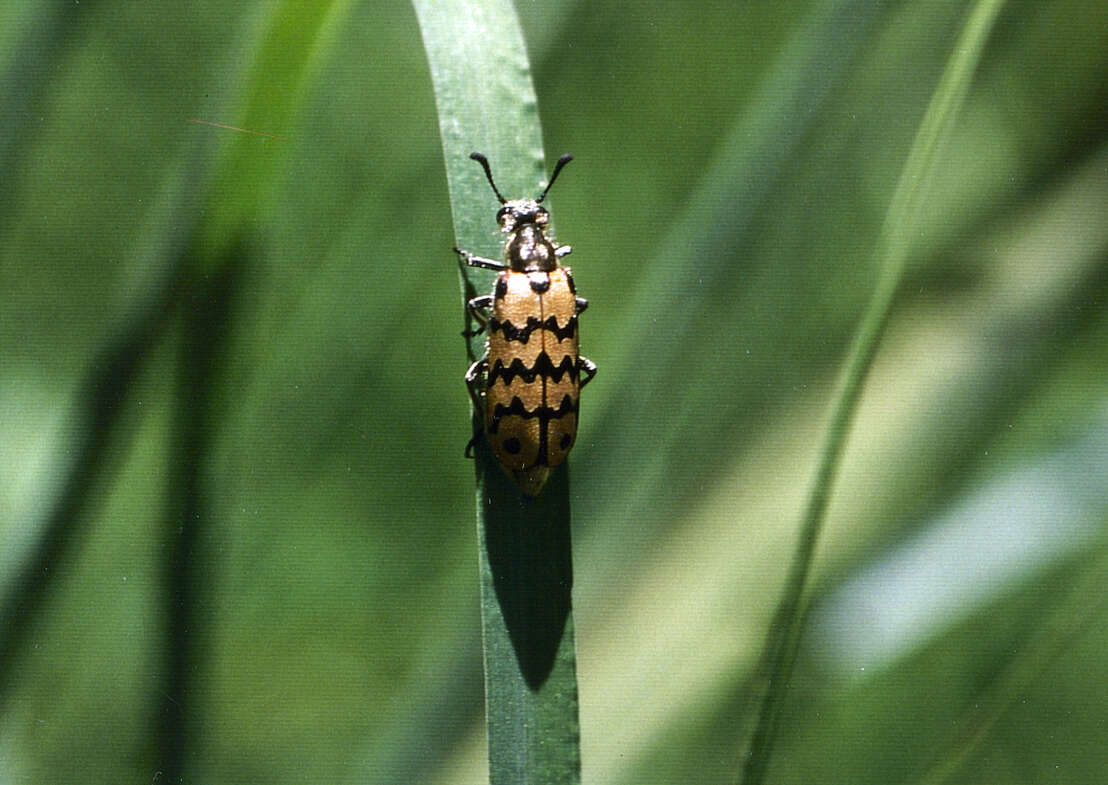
496 199 548 233
469 152 573 232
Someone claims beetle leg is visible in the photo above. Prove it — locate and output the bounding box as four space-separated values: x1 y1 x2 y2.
555 244 572 258
575 296 588 315
463 295 493 336
578 356 597 388
454 246 507 271
463 357 489 458
464 357 488 411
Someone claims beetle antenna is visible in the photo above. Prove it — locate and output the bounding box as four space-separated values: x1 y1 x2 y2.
469 152 506 204
537 154 573 203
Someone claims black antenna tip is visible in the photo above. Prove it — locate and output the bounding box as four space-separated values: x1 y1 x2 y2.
537 153 573 203
469 152 506 204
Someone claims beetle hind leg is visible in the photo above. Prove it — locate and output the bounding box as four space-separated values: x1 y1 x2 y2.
464 431 481 459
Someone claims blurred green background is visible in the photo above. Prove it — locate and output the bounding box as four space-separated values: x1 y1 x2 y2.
3 1 1108 783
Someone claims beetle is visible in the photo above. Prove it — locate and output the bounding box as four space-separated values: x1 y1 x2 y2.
453 152 596 497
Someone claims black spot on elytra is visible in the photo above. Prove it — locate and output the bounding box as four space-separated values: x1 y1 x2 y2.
560 433 572 449
495 277 508 299
502 437 522 455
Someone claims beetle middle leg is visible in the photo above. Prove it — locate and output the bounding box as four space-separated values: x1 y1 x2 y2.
462 294 493 338
464 356 488 409
579 356 597 388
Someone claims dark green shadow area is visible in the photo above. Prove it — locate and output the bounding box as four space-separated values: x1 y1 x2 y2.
0 260 181 709
157 244 245 784
480 452 574 690
475 445 581 783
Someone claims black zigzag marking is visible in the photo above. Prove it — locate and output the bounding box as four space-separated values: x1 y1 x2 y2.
488 314 578 344
488 394 578 433
487 352 579 386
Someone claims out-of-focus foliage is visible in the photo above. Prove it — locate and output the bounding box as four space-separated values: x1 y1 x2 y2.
1 1 1106 784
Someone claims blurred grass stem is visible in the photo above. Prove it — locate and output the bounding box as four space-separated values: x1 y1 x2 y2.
738 1 1007 783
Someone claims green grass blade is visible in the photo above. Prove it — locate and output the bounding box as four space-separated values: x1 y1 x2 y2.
738 2 1008 783
412 1 581 783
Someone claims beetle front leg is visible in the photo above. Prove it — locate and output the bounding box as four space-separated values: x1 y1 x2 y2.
578 356 597 388
575 295 588 315
453 246 507 271
555 244 572 259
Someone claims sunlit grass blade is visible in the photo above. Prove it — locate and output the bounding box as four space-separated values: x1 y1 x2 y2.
738 1 1008 783
412 1 581 782
915 538 1108 785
